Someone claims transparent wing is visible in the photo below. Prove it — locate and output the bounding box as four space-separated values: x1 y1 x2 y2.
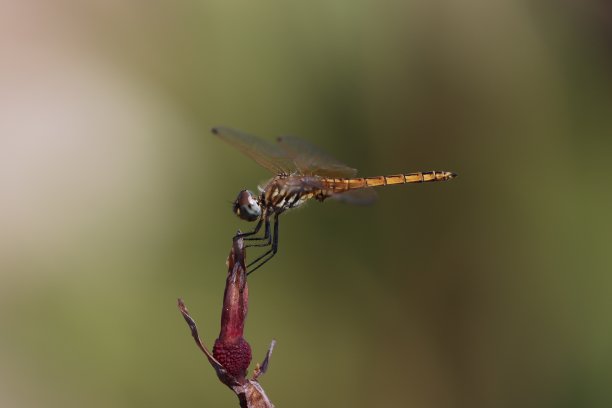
276 135 358 178
212 127 296 174
283 175 325 190
330 188 378 206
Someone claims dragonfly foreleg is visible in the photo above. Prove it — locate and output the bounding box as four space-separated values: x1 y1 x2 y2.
245 218 272 248
234 217 263 241
246 214 279 275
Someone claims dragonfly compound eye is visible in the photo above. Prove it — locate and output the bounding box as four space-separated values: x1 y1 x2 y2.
233 190 261 221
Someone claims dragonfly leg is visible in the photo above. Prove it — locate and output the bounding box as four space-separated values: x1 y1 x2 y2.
246 214 279 275
234 218 263 240
245 219 272 248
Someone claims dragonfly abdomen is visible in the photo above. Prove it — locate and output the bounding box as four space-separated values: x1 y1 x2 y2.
322 171 456 191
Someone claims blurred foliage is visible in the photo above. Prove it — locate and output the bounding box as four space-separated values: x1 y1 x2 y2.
1 0 611 407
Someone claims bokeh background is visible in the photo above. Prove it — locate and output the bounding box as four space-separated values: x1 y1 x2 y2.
1 1 611 407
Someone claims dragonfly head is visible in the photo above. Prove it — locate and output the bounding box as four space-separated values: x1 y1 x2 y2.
233 190 261 222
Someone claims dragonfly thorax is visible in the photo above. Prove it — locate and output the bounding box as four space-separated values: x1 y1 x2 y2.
233 190 262 222
260 175 317 214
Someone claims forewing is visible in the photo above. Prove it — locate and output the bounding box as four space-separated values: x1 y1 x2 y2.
212 127 295 174
330 188 378 206
276 135 358 178
283 175 325 190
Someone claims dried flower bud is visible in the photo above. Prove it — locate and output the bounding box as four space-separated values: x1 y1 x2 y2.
178 234 275 407
213 236 252 381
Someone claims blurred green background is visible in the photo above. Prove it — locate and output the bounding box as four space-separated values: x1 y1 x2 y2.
1 1 611 407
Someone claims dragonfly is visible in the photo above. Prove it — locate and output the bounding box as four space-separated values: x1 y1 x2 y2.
213 126 456 274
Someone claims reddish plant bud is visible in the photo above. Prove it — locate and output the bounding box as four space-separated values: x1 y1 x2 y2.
213 235 252 382
178 234 275 407
213 337 252 379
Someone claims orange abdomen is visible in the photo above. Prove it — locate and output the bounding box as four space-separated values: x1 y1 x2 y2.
322 171 456 191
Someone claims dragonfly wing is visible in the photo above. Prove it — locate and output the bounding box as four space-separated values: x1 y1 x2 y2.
276 135 358 178
212 127 296 174
330 188 378 206
282 175 325 189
